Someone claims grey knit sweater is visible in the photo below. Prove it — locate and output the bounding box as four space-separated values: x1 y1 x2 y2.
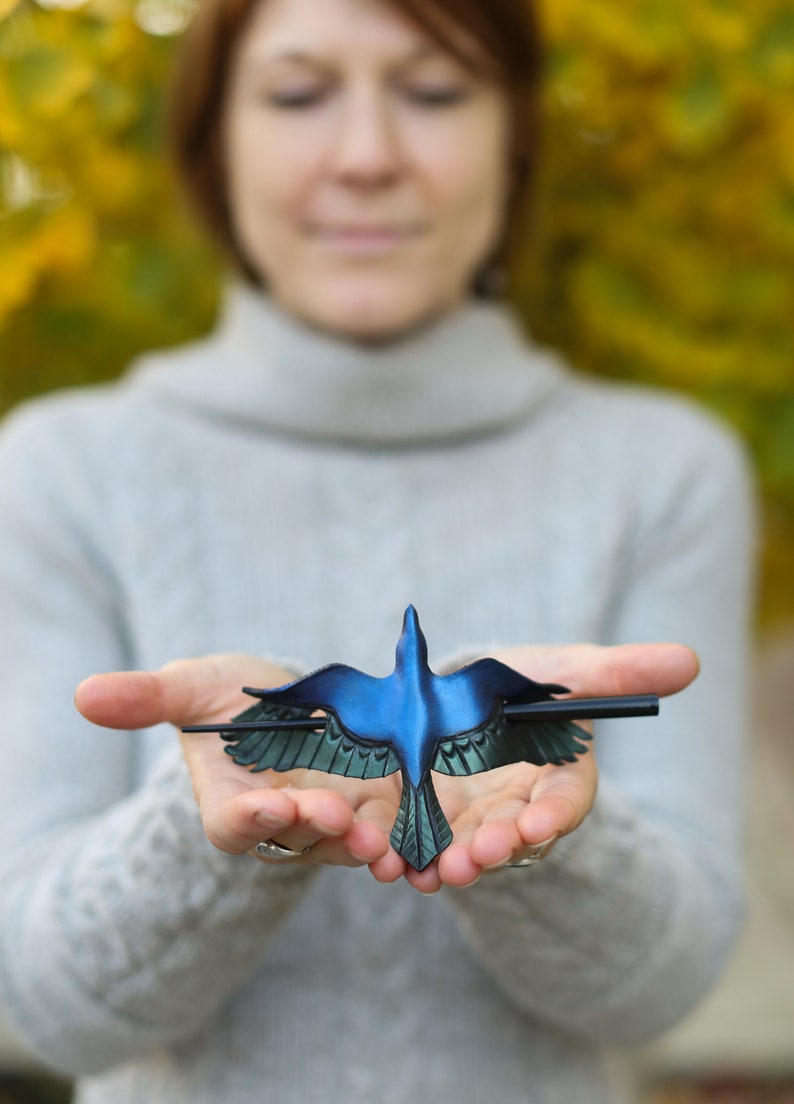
0 287 754 1104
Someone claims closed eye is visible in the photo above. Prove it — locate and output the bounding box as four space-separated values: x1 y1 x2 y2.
403 87 471 107
266 89 327 108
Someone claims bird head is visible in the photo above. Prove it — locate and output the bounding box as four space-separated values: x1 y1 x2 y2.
394 605 430 676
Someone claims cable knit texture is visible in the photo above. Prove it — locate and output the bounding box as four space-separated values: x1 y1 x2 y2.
0 286 754 1103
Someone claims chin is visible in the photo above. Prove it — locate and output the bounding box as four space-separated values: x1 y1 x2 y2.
297 279 458 345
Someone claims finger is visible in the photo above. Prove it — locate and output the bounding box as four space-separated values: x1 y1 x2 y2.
277 798 391 866
435 841 483 887
340 819 392 865
250 818 390 870
75 670 166 730
276 777 400 867
468 815 525 869
400 806 484 890
345 791 402 859
75 654 288 730
434 809 527 884
571 642 699 699
479 833 560 873
438 819 558 885
456 754 595 872
368 846 407 883
251 788 393 868
204 785 355 855
404 860 445 894
252 832 387 869
515 767 596 846
432 800 521 883
431 773 530 879
493 642 699 700
405 781 536 889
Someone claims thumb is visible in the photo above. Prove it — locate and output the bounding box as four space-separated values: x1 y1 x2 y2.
75 654 290 730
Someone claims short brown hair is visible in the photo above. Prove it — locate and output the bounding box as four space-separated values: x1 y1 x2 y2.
167 0 544 290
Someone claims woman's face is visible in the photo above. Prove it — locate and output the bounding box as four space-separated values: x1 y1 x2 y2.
222 0 512 340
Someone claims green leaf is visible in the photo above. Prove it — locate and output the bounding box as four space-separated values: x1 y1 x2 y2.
663 68 731 151
5 46 93 118
752 9 794 87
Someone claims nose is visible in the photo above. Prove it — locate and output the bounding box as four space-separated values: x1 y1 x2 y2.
329 90 402 187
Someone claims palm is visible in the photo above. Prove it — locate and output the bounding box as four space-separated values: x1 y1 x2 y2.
437 764 539 828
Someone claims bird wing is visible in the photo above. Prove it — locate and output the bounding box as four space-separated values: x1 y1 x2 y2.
243 661 398 742
221 699 401 779
433 706 591 776
439 656 570 710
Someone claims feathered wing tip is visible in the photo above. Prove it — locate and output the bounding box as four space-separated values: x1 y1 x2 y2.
433 709 592 776
508 717 592 765
221 700 401 778
390 773 453 871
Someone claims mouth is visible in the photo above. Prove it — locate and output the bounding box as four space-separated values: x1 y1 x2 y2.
307 224 424 256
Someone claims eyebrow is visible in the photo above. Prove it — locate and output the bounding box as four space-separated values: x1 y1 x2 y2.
241 41 448 74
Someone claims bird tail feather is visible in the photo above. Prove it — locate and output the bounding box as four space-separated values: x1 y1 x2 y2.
390 775 452 872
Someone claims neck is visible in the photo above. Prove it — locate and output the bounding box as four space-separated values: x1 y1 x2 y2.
131 283 568 447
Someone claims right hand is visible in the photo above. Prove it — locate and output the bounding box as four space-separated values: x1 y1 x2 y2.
75 654 404 875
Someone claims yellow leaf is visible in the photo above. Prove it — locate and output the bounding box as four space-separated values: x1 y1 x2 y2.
0 0 24 20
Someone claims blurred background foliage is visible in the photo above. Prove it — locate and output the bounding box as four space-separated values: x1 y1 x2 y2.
0 0 792 625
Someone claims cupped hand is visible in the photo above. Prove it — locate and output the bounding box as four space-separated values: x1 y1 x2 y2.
75 655 402 874
384 641 699 894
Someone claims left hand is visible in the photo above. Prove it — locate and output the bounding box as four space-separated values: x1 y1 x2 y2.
372 641 699 893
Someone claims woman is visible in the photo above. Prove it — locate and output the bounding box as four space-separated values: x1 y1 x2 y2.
0 0 754 1101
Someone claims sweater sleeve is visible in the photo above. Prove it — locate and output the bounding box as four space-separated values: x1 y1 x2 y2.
444 413 756 1046
0 403 317 1077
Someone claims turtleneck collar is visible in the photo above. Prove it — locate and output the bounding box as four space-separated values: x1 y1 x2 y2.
131 282 567 447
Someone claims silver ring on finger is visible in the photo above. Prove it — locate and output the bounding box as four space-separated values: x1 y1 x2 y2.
255 838 313 860
504 835 558 868
505 847 544 868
